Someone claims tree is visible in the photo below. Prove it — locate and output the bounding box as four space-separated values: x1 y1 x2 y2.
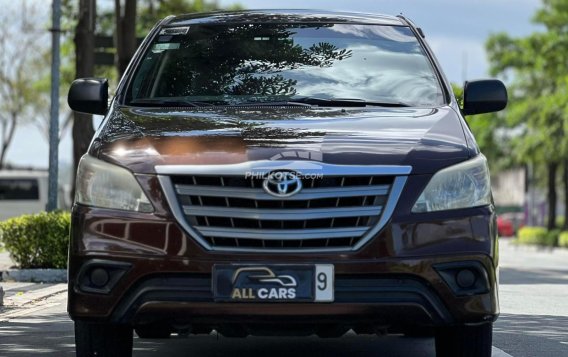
73 0 97 180
114 0 137 76
112 1 243 77
0 3 49 168
486 0 568 230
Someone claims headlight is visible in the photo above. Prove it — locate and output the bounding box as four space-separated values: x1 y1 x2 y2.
75 155 154 212
412 155 491 213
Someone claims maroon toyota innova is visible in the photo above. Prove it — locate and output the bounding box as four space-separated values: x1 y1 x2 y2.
67 10 507 357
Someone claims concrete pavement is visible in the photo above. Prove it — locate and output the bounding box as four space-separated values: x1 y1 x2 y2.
493 240 568 357
0 301 513 357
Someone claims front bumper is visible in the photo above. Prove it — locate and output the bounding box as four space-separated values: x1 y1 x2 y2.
68 204 499 329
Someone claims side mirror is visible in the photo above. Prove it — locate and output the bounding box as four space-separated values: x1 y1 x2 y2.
462 79 507 115
68 78 109 115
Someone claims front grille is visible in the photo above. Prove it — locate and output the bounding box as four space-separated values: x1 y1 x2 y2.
157 162 409 252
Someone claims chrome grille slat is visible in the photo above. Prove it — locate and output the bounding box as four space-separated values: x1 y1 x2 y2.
175 185 390 200
157 161 410 253
194 226 368 240
183 206 382 220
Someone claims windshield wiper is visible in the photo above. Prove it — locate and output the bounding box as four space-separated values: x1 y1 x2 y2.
289 97 411 108
130 97 411 108
231 101 313 107
129 98 217 107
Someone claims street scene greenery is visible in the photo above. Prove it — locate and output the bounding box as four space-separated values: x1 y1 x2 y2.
559 230 568 247
483 0 568 233
0 211 70 269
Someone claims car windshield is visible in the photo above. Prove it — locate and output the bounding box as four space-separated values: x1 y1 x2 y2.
127 23 445 107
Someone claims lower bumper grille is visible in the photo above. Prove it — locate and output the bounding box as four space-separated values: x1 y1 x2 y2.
111 274 452 325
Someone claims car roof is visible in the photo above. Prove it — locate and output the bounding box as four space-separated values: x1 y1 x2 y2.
164 9 406 27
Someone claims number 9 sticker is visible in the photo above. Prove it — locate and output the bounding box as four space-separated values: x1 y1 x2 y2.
314 265 334 302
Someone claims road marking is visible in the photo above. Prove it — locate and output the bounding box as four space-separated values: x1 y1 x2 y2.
493 346 514 357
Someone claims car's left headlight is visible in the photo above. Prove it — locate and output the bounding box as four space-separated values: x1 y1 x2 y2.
412 155 492 213
75 155 154 213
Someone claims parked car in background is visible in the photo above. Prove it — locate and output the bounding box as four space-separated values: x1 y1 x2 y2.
0 171 48 221
497 212 525 237
497 216 515 237
67 10 508 357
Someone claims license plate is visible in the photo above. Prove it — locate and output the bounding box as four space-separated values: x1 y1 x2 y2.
213 264 334 302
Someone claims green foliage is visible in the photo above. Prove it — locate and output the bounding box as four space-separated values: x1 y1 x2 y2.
546 229 561 247
485 1 568 227
137 0 229 34
517 226 557 246
559 231 568 247
95 1 244 38
485 2 568 168
556 216 565 229
0 211 71 269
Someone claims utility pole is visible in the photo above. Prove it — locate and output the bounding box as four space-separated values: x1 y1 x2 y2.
47 0 61 211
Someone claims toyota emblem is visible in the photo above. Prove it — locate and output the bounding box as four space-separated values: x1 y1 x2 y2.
262 171 302 197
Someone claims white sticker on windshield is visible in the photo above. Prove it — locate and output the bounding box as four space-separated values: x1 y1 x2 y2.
152 43 180 53
159 26 189 35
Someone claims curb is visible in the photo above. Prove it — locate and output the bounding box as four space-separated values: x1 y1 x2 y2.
1 269 67 283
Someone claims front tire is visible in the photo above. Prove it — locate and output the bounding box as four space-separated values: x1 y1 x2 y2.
435 323 492 357
75 320 133 357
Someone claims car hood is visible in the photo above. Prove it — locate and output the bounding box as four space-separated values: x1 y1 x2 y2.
93 105 472 175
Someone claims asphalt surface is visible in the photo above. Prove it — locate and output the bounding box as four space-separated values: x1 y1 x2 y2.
0 240 566 357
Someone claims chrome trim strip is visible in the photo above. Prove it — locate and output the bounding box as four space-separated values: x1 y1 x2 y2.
184 205 382 220
158 175 213 250
175 184 390 200
156 160 412 176
353 176 407 250
194 226 368 240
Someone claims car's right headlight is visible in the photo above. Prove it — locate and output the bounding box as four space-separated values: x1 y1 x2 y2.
75 155 153 212
412 155 492 213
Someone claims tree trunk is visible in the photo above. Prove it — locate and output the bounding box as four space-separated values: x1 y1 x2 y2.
564 159 568 230
547 162 558 230
0 115 17 169
73 0 96 187
115 0 137 76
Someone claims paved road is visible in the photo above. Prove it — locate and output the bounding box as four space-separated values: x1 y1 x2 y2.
0 240 566 356
493 240 568 357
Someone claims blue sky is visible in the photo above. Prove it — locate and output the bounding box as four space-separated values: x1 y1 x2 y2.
6 0 541 171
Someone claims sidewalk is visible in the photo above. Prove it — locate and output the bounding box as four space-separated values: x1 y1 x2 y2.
0 282 67 321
